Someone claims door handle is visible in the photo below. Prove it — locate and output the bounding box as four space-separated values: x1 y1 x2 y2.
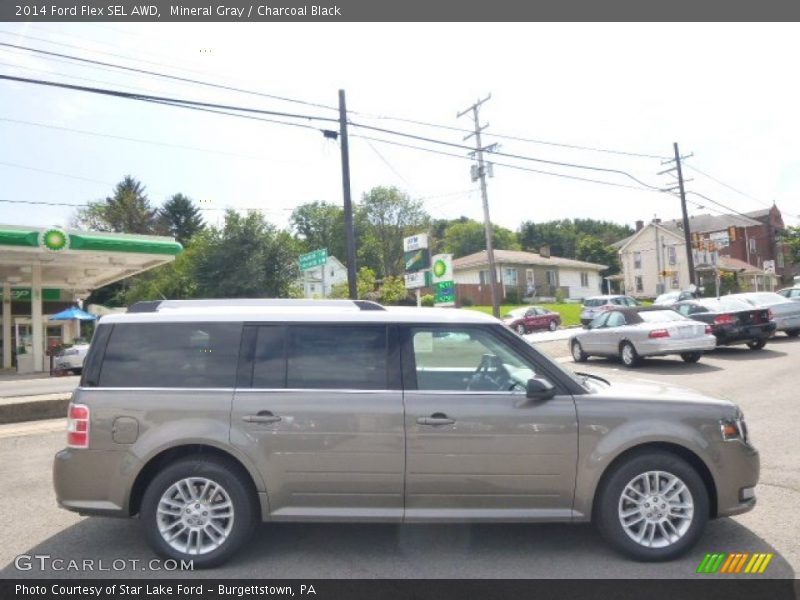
417 413 455 426
242 411 282 424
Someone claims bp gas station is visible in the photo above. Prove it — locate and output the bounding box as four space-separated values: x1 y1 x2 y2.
0 224 181 374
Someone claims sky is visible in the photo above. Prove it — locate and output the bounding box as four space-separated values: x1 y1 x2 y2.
1 22 799 241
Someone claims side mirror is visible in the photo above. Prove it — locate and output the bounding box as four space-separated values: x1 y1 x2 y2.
526 377 556 401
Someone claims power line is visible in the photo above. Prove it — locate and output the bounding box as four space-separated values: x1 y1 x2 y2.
349 121 664 189
351 113 669 159
682 161 772 208
0 159 114 186
0 38 339 112
0 73 340 125
356 136 414 189
0 198 89 207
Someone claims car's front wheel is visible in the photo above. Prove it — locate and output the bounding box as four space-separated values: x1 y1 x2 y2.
747 339 767 350
680 352 702 363
549 320 558 331
595 450 709 561
571 340 588 362
141 456 257 568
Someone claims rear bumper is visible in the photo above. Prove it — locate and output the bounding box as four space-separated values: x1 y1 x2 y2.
713 323 776 345
53 448 135 517
636 335 718 357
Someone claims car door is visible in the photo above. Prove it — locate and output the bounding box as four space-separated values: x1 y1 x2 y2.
230 323 405 521
400 325 578 521
523 308 538 330
580 312 610 353
596 311 628 355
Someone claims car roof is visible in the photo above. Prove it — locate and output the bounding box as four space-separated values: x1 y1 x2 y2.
100 299 500 325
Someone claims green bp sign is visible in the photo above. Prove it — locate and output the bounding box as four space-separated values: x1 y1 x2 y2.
39 228 70 252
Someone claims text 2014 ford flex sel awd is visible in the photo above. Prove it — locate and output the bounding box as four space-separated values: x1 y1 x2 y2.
54 299 758 567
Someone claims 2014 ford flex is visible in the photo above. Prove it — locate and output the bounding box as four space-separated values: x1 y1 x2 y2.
53 299 759 567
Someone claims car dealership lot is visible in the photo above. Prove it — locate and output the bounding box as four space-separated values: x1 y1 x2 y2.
0 339 797 579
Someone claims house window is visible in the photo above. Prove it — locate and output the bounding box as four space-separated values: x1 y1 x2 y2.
545 270 557 286
635 276 643 293
777 249 785 269
749 237 757 254
580 272 589 287
633 252 642 269
479 270 488 285
667 246 676 265
671 275 679 289
503 268 518 286
525 269 534 286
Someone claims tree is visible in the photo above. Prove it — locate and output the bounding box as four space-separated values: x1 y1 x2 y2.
575 235 620 275
157 193 205 246
358 187 429 277
330 266 377 299
290 201 347 260
517 218 634 259
780 226 800 267
74 176 158 234
121 243 203 304
192 210 302 298
442 219 520 257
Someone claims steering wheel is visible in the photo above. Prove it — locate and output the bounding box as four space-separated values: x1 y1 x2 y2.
467 354 509 391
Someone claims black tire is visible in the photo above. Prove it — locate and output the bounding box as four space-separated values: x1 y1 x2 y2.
571 339 588 363
548 320 558 332
141 456 257 568
619 341 641 368
680 352 702 363
785 329 800 338
747 338 767 350
594 450 709 561
70 368 82 375
516 324 526 335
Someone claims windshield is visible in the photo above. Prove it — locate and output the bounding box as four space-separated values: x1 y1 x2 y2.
504 308 528 319
655 292 679 304
738 293 789 306
639 310 687 323
584 298 606 307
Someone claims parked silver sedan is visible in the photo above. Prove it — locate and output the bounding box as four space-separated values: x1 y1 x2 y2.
730 292 800 337
570 307 717 367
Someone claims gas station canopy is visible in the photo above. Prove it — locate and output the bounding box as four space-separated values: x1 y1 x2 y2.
1 224 182 373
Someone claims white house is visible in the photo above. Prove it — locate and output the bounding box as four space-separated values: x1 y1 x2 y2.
298 256 348 298
615 221 690 298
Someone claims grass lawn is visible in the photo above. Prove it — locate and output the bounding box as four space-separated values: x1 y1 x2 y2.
466 303 583 327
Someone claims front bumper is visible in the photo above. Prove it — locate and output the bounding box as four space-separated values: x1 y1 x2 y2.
713 440 760 518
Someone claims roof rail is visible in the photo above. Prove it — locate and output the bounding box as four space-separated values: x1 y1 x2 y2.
126 299 386 313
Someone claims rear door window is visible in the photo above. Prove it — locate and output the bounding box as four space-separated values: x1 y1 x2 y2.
286 325 388 390
99 322 242 388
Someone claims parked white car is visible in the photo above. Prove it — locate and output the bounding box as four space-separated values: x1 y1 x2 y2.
731 292 800 337
653 290 695 306
55 343 90 374
579 295 639 326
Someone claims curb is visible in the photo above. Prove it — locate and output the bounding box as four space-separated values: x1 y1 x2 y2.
0 393 72 425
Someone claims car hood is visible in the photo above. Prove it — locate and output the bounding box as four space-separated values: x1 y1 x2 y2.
586 376 736 410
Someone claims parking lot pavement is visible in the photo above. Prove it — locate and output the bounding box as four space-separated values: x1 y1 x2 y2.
523 327 578 344
0 339 797 579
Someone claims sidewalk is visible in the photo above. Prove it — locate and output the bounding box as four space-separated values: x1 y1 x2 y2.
0 373 76 424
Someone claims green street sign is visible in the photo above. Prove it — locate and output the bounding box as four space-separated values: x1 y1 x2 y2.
0 288 62 301
434 280 455 306
404 248 430 273
299 248 328 271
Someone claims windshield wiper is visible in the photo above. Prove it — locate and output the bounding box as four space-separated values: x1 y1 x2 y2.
574 371 610 386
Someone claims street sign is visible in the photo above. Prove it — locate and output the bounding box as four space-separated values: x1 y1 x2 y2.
403 233 428 253
404 248 430 272
434 280 455 306
404 271 432 290
431 253 453 284
298 248 327 271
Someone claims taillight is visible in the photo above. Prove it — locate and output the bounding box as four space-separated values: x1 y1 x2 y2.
67 403 90 449
714 314 735 325
649 329 670 339
705 325 713 334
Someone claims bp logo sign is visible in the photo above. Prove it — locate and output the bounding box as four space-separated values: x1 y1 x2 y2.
39 228 70 252
433 258 448 279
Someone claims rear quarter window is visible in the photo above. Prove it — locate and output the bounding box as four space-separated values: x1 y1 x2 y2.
98 322 243 388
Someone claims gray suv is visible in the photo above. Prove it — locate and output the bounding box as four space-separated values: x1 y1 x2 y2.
54 299 758 567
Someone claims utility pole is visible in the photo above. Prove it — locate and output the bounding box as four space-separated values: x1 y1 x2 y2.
659 143 696 286
338 89 358 300
458 94 500 318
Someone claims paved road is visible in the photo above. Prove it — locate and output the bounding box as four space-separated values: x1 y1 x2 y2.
1 339 798 579
0 375 79 398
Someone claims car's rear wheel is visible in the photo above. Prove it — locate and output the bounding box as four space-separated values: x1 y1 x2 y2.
571 340 588 362
680 352 702 363
516 324 526 335
549 320 558 331
620 341 641 368
141 456 257 568
785 329 800 338
594 450 709 561
747 339 767 350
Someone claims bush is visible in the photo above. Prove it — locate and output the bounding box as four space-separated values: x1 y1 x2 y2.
460 297 474 307
555 288 567 303
503 288 521 305
421 294 435 307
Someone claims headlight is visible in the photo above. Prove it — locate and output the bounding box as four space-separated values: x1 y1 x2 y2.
720 412 748 443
